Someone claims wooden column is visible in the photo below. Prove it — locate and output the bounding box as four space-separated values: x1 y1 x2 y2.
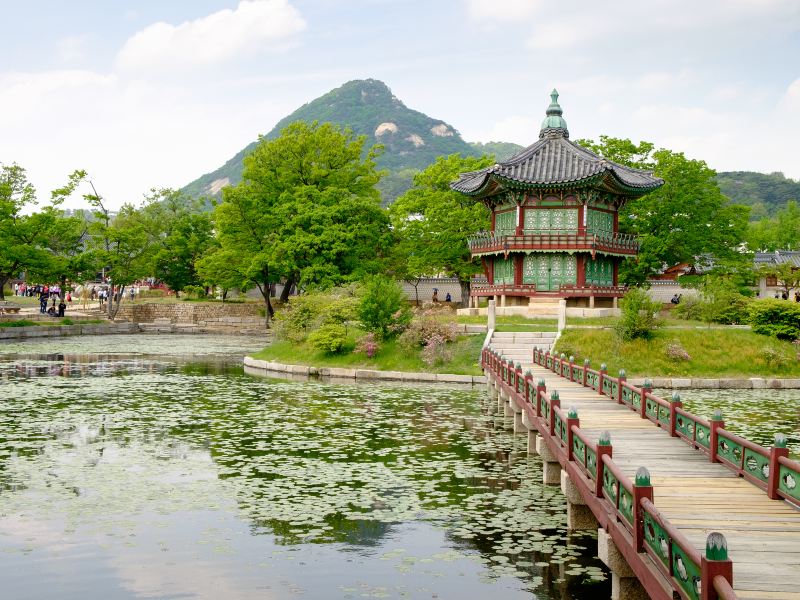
514 254 523 286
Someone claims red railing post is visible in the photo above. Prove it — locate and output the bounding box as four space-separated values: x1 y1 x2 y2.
768 434 789 500
596 431 612 498
566 408 579 461
617 369 626 404
639 378 651 418
669 392 682 437
582 359 589 387
535 380 546 417
549 393 560 436
633 467 653 552
701 532 733 600
710 411 724 463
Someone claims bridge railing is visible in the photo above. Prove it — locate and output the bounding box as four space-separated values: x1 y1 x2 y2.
484 346 737 600
529 345 800 509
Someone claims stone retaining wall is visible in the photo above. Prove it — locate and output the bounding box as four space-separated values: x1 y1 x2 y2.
0 322 138 340
116 302 266 332
244 356 486 385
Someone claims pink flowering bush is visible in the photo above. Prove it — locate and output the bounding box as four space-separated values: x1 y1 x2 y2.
354 332 380 358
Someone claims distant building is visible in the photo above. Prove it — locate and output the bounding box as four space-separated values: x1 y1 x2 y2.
755 251 800 298
451 90 663 314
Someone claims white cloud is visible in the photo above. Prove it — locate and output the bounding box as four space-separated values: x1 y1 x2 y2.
467 0 540 22
116 0 306 71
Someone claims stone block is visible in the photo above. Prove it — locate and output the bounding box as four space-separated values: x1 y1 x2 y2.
611 572 649 600
598 528 635 577
765 378 783 389
749 377 766 389
691 378 719 389
355 369 380 380
720 378 750 389
513 412 524 433
781 378 800 388
560 470 585 505
672 378 691 389
567 502 597 531
473 375 487 385
402 371 436 382
542 460 561 485
527 430 537 454
535 437 558 462
325 367 357 379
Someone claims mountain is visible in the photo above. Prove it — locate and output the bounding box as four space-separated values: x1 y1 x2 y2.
469 141 524 162
182 79 482 204
716 171 800 219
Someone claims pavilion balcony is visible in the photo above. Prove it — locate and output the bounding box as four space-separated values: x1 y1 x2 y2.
467 230 639 257
470 283 627 298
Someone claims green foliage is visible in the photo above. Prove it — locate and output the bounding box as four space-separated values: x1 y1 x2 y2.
398 315 459 350
615 288 661 340
717 171 800 218
0 319 36 328
748 299 800 340
182 79 481 204
273 290 358 343
700 279 751 325
576 138 751 284
389 154 494 304
307 323 349 354
673 295 704 321
182 285 206 299
759 346 789 368
357 276 411 339
747 200 800 251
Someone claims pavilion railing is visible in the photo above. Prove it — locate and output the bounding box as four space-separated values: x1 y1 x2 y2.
481 345 737 600
467 230 639 254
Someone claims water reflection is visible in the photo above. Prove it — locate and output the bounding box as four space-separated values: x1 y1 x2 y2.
0 335 609 599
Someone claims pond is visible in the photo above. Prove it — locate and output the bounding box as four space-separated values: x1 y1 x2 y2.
655 388 800 457
0 334 608 600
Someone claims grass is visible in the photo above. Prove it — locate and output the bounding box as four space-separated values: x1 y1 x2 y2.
555 328 800 378
0 320 37 328
253 332 484 375
566 315 710 328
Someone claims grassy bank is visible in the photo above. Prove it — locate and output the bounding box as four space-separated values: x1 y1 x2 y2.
253 334 484 375
555 328 800 378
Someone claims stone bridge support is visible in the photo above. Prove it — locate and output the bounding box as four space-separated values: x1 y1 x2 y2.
535 437 561 485
560 471 597 530
598 528 648 600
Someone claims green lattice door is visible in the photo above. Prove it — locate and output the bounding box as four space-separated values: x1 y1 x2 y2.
524 209 579 233
494 257 514 284
523 254 577 291
495 210 516 236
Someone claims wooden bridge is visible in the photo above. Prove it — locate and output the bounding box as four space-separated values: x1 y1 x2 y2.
482 345 800 600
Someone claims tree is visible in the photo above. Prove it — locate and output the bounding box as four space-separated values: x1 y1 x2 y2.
211 121 390 321
759 262 800 298
577 138 750 284
140 189 215 296
746 200 800 252
389 154 495 307
0 163 71 300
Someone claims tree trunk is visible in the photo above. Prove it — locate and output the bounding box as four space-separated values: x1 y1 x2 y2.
0 276 7 300
459 279 471 308
107 285 126 320
279 275 296 302
60 275 68 300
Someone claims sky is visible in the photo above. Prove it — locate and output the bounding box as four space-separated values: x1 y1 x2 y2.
1 0 799 208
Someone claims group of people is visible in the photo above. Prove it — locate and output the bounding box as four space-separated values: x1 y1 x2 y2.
13 283 63 298
38 290 69 317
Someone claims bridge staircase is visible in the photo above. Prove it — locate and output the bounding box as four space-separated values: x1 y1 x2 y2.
488 330 556 367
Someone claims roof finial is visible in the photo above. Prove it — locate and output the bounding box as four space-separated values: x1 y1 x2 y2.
540 89 568 138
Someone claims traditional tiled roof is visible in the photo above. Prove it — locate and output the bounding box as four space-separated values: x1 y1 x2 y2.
452 91 664 197
755 251 800 267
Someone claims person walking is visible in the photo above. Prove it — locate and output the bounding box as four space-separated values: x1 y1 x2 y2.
39 291 48 314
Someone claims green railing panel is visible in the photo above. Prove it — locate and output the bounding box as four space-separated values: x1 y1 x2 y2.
695 423 711 449
779 464 800 503
658 405 670 426
743 448 770 483
517 377 524 394
554 412 563 441
547 357 553 369
621 386 633 405
562 363 570 378
718 434 743 466
675 415 695 439
618 486 633 525
672 545 702 600
611 382 618 397
586 447 597 480
643 512 670 568
602 379 612 396
572 366 581 381
631 392 641 409
574 436 586 466
645 397 658 420
588 373 598 390
603 467 618 506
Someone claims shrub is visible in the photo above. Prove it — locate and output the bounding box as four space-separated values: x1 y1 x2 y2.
748 299 800 340
701 280 751 325
421 333 455 367
354 332 380 358
398 316 459 350
615 288 661 341
307 323 349 354
0 319 36 328
760 346 789 368
358 276 411 339
673 295 704 321
273 292 350 342
182 285 206 299
664 339 691 361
